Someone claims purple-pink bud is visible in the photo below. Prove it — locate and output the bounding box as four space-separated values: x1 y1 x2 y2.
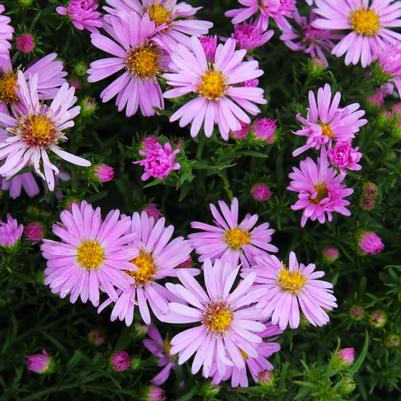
95 164 114 183
146 386 167 401
338 348 355 365
322 247 340 264
24 222 44 243
257 370 272 383
253 118 277 143
231 122 251 139
25 350 52 374
250 183 272 202
16 33 35 54
111 351 131 372
199 35 217 61
358 231 384 255
144 203 162 221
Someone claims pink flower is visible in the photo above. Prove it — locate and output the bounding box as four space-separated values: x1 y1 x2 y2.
0 173 40 199
312 0 401 67
293 84 367 157
143 324 176 385
41 201 137 306
288 149 354 227
16 33 35 54
164 37 266 140
250 183 272 202
144 203 162 220
56 0 103 33
199 35 217 61
94 164 114 183
165 259 266 379
322 246 340 264
338 348 355 365
143 386 166 401
111 351 131 372
231 122 251 139
280 11 340 67
0 5 13 55
0 214 24 248
189 197 277 269
103 0 212 53
98 212 193 325
88 13 167 117
25 350 52 374
88 329 105 346
328 142 362 174
358 231 384 254
378 43 401 97
0 72 90 190
251 252 337 329
225 0 296 31
232 22 274 50
253 118 277 143
135 137 180 181
24 222 44 243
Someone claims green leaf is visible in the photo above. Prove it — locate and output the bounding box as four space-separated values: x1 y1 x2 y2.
349 331 369 376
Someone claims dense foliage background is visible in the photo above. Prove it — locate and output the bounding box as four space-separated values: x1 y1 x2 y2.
1 0 401 400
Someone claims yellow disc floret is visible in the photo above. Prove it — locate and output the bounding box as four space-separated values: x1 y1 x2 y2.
224 228 251 251
126 45 160 79
198 70 226 101
77 240 105 270
203 302 233 332
350 9 381 36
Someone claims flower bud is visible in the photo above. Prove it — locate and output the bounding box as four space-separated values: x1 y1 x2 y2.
322 247 340 264
349 305 365 321
24 222 44 243
74 61 88 77
252 118 277 143
307 57 327 77
358 231 384 255
141 386 166 401
25 350 53 374
199 35 217 61
338 348 355 365
338 377 356 395
144 203 162 221
93 164 114 183
250 183 272 202
88 329 105 346
16 33 35 54
111 351 131 372
131 357 142 370
257 370 275 389
80 96 97 118
231 122 250 139
369 310 387 328
384 334 401 349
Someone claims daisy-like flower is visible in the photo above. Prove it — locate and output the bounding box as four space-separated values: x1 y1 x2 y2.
41 201 137 307
312 0 401 67
0 6 13 56
0 214 24 248
232 21 274 50
0 173 40 199
165 259 266 378
88 13 167 117
98 212 193 325
378 43 401 98
0 53 67 113
225 0 296 31
328 142 362 174
189 197 277 268
280 11 341 67
293 84 367 157
252 252 337 329
143 324 177 385
0 72 90 190
103 0 213 52
288 149 354 227
211 323 282 388
164 37 266 140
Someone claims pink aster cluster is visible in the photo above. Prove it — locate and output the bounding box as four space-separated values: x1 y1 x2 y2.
135 136 180 181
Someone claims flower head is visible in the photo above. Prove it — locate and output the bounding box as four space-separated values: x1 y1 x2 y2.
293 84 367 156
0 72 90 190
164 37 266 140
253 118 277 143
358 231 384 254
41 201 137 306
135 137 180 181
143 324 176 385
312 0 401 67
98 211 193 325
16 33 35 54
25 350 52 374
142 386 166 401
338 348 355 365
111 351 131 372
0 214 24 248
199 35 217 61
0 6 13 55
328 142 362 174
250 183 272 202
189 197 277 269
94 164 114 183
252 252 337 329
288 149 354 227
165 259 266 379
232 22 274 50
24 222 44 243
322 246 339 264
56 0 103 33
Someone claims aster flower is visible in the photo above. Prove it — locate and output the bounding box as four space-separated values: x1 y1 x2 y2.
328 142 362 174
103 0 213 52
88 13 167 117
0 214 24 248
164 37 266 140
98 211 193 325
358 231 384 254
0 71 90 190
165 259 266 378
280 11 341 67
288 149 354 227
56 0 103 33
41 201 137 306
0 172 40 199
312 0 401 67
143 324 176 385
225 0 296 31
134 136 180 181
378 43 401 98
189 197 277 269
0 6 13 55
293 84 367 157
232 22 274 50
252 252 337 329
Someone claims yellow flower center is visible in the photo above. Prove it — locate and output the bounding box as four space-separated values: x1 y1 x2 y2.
198 70 226 101
0 72 18 104
312 183 329 204
320 123 333 138
203 302 233 332
224 228 251 251
350 9 381 36
277 267 306 294
76 240 105 270
146 4 171 26
126 45 160 79
127 251 156 286
20 114 57 148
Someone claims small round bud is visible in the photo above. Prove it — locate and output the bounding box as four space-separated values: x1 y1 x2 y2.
25 350 53 374
141 386 166 401
384 334 401 349
24 222 44 243
93 164 114 183
307 57 327 77
358 231 384 255
322 247 340 264
131 357 142 370
338 348 355 365
80 97 97 118
250 183 272 202
369 310 387 328
338 377 356 395
16 33 35 54
74 61 88 77
349 305 365 321
88 329 105 346
111 351 131 372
